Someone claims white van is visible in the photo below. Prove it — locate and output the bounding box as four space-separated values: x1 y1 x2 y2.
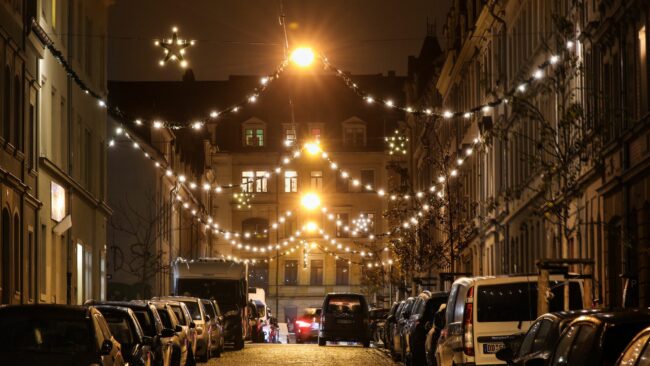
435 275 583 366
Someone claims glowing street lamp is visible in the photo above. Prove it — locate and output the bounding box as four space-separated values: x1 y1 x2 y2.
304 141 321 155
301 193 321 210
304 221 319 233
290 47 315 67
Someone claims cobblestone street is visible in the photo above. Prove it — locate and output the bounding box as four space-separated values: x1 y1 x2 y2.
206 343 398 366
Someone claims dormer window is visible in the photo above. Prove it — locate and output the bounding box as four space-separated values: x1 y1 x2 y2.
308 123 323 141
342 118 367 147
242 118 266 147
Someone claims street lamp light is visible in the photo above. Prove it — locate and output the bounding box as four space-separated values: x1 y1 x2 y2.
290 47 315 67
301 193 321 211
304 141 321 155
304 221 319 233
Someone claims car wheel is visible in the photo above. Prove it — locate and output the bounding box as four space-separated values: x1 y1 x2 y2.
234 335 245 350
362 339 370 348
318 337 326 346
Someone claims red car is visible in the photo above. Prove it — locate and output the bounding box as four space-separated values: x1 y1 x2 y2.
295 307 322 343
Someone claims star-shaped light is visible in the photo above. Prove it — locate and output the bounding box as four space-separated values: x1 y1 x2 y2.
155 26 195 68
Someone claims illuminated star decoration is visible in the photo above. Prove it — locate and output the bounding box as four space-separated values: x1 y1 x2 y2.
385 129 408 156
155 26 195 68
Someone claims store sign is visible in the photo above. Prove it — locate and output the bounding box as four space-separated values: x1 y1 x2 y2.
51 182 66 222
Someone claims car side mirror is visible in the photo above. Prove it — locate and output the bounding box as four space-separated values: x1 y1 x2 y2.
142 336 153 346
100 340 113 355
189 322 196 329
161 328 176 338
175 324 183 332
495 347 514 362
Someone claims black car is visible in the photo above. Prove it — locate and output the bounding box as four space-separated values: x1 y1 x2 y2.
86 300 175 366
369 307 389 344
496 309 602 366
96 305 155 366
384 302 401 350
318 293 371 347
616 325 650 365
545 309 650 366
0 304 125 366
403 291 448 366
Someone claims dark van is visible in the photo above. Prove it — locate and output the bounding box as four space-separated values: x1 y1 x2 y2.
318 293 371 347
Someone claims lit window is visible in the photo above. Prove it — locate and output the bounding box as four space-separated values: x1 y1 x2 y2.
285 128 296 145
311 128 321 140
336 261 349 285
256 171 268 193
284 171 298 192
245 128 264 146
336 213 349 238
241 171 254 192
310 171 323 191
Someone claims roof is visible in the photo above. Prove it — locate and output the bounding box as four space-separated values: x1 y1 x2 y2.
85 300 152 310
0 304 90 318
155 296 200 302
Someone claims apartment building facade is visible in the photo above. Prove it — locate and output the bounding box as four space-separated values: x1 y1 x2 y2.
408 0 650 307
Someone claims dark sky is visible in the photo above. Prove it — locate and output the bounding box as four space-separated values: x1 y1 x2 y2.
108 0 452 81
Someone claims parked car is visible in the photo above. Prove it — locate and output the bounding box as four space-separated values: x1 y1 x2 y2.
295 307 322 343
369 307 389 344
96 305 156 366
85 300 174 366
318 293 371 347
384 302 401 350
156 296 214 362
150 301 192 366
0 304 125 366
495 309 602 366
425 303 447 366
252 299 268 342
246 299 263 343
403 291 449 366
436 275 584 366
544 309 650 366
200 299 224 357
151 300 197 362
392 297 415 361
616 324 650 366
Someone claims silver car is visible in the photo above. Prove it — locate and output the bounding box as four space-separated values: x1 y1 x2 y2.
157 296 212 362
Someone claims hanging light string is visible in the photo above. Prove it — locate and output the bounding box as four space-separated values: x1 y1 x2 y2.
318 45 571 119
34 19 289 131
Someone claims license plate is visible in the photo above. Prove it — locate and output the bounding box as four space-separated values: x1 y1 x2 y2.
337 319 354 324
483 343 505 354
311 323 320 329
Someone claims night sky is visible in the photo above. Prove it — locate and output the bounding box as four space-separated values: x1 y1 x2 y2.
108 0 452 81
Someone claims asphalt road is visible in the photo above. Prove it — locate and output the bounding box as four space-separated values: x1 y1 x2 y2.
205 343 399 366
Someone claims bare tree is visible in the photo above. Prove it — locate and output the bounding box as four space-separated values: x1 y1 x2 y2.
109 192 173 299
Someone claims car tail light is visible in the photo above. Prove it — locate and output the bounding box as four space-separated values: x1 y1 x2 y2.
296 320 311 328
463 287 475 356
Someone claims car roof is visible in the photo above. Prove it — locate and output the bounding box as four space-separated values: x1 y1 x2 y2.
85 300 153 310
155 296 201 302
452 274 580 287
572 309 650 325
0 304 91 318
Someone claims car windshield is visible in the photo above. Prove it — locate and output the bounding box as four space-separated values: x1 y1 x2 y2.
104 315 135 346
0 316 93 353
133 310 155 337
326 296 363 314
170 305 186 325
476 282 582 322
182 301 202 321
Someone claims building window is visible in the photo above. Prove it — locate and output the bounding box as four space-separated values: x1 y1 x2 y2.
336 174 348 193
241 171 254 192
358 212 375 235
336 213 349 238
255 171 268 193
284 171 298 192
3 67 10 140
13 76 21 150
344 126 365 147
285 128 296 146
336 261 349 285
639 26 648 115
311 128 321 140
244 128 264 146
310 260 323 285
284 260 298 285
39 224 47 297
360 169 375 189
310 171 323 191
242 218 269 244
284 217 296 238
